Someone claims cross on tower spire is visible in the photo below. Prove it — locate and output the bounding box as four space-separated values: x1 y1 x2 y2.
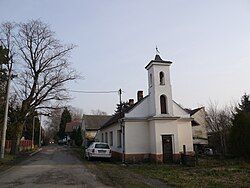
156 45 160 55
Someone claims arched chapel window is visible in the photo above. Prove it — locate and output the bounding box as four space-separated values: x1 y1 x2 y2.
160 95 167 114
150 74 153 87
159 72 165 85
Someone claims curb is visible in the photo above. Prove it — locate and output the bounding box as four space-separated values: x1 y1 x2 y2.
29 148 42 156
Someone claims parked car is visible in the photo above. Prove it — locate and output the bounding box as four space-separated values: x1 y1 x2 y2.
204 148 214 156
85 142 112 160
58 139 67 145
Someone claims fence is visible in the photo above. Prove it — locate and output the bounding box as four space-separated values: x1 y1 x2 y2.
4 140 32 153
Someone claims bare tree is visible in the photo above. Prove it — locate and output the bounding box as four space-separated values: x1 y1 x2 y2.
91 109 108 115
0 20 79 154
68 106 83 120
206 101 233 155
44 107 63 141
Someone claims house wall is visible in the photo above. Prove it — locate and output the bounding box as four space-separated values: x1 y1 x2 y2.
124 121 150 154
152 119 180 154
97 123 123 155
192 108 208 145
146 118 193 161
85 130 97 140
177 119 194 153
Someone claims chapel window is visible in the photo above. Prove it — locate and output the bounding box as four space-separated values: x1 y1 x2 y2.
160 95 167 114
150 74 153 87
159 72 165 85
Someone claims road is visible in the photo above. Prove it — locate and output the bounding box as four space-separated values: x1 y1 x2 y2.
0 145 110 188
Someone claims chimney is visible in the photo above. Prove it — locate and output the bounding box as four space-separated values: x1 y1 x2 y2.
137 91 143 102
128 99 134 105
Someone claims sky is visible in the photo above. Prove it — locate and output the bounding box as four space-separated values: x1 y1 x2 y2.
1 0 250 115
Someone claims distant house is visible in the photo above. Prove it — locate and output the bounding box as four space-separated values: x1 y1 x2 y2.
82 115 111 147
65 120 81 141
97 54 194 163
186 107 208 153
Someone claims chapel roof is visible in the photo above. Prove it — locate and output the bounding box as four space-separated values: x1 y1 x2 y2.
100 96 148 130
145 54 172 69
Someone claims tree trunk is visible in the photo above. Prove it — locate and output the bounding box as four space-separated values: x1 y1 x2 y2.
10 122 24 155
220 132 225 156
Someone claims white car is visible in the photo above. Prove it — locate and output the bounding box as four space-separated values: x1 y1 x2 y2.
85 142 112 160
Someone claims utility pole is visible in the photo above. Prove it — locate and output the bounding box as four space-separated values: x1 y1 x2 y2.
118 89 125 163
0 47 10 159
0 74 11 159
39 114 42 148
32 116 36 149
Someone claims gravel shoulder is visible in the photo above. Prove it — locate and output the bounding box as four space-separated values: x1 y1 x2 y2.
0 145 111 188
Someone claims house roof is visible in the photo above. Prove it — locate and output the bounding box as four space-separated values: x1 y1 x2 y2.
83 115 111 130
185 107 204 116
100 96 149 130
65 120 81 133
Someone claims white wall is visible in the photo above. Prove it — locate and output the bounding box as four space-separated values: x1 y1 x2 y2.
173 101 190 118
149 118 193 155
124 121 150 154
153 119 179 154
147 64 174 116
125 97 149 118
177 120 194 152
97 123 123 154
192 108 208 145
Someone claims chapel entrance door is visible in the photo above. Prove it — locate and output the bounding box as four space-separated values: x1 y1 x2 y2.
162 135 173 163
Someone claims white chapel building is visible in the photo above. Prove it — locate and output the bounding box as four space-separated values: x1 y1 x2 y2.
97 54 194 163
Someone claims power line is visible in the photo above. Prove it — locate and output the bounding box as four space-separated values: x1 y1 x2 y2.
68 89 124 94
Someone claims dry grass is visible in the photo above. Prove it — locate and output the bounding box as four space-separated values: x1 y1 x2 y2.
72 147 250 187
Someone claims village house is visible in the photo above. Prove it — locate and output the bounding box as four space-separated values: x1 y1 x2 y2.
97 54 194 163
186 107 208 153
82 115 111 147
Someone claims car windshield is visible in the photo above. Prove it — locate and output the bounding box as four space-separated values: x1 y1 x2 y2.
95 144 110 149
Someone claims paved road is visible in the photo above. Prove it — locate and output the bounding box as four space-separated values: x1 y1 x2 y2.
0 145 110 188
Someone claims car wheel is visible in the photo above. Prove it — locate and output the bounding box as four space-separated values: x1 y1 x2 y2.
86 153 91 161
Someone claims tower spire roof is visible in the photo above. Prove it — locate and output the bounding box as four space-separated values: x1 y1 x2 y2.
145 53 172 70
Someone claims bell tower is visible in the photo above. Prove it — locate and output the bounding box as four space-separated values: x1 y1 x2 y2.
145 54 174 116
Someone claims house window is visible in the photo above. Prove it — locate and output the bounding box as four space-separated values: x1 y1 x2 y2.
109 131 113 146
105 132 108 143
160 95 167 114
117 130 122 147
101 133 104 142
159 72 165 85
149 74 153 87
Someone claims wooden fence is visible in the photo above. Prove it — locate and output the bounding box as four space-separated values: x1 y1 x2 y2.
5 140 32 153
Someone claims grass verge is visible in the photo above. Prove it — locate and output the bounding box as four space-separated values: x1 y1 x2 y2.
72 148 250 187
127 158 250 187
71 146 167 187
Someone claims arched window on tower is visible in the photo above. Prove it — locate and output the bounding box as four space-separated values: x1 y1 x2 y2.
159 72 165 85
149 74 153 87
160 95 168 114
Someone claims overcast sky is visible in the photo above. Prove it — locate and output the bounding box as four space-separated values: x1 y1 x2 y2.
1 0 250 114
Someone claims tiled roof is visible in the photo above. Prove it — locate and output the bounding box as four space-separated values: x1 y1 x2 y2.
185 107 204 116
83 115 111 130
65 120 81 133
